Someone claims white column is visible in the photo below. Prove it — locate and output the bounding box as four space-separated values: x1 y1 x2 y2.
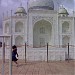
28 14 33 47
54 14 59 45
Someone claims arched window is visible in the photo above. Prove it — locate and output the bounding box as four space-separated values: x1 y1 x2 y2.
40 27 45 34
5 23 9 33
15 36 23 46
15 21 23 32
62 36 70 48
62 21 69 33
5 37 9 46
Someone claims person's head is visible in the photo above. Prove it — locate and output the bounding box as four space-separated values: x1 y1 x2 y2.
12 45 17 50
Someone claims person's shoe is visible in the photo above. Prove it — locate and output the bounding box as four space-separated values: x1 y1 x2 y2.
16 64 18 67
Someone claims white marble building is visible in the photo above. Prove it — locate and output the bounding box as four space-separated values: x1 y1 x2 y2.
2 0 75 61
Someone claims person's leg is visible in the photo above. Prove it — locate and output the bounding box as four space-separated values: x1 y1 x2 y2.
14 61 17 64
14 61 18 67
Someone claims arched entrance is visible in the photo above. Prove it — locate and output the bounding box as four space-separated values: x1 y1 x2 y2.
33 19 52 48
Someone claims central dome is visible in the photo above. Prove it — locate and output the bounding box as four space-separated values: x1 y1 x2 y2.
28 0 54 10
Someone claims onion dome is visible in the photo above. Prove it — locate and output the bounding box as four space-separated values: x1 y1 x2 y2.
28 0 54 10
15 7 27 16
58 5 69 16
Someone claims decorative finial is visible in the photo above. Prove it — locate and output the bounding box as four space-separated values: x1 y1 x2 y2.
60 4 64 8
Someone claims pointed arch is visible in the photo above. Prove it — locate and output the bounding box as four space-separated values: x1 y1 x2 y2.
33 19 52 48
62 36 70 48
5 37 10 46
62 21 69 33
5 22 9 33
15 36 23 46
15 21 23 32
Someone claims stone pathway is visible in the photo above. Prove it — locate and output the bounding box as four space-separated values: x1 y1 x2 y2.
0 60 75 75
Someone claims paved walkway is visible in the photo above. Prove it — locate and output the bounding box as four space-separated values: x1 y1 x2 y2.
0 60 75 75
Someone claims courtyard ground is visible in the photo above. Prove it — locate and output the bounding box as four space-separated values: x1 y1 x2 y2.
0 60 75 75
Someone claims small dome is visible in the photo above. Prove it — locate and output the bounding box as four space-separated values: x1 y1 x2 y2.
59 5 69 15
15 7 26 14
28 0 54 10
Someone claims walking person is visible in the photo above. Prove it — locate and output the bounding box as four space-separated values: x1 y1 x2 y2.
12 45 18 67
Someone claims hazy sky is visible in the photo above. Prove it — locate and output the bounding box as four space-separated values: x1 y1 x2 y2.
0 0 74 13
0 0 74 28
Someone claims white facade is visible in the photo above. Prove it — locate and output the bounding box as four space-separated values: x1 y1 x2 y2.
1 0 75 61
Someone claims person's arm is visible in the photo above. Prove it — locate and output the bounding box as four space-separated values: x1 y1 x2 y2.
17 53 18 57
15 48 18 57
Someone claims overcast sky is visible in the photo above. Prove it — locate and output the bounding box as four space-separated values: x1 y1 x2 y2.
0 0 74 14
0 0 74 28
